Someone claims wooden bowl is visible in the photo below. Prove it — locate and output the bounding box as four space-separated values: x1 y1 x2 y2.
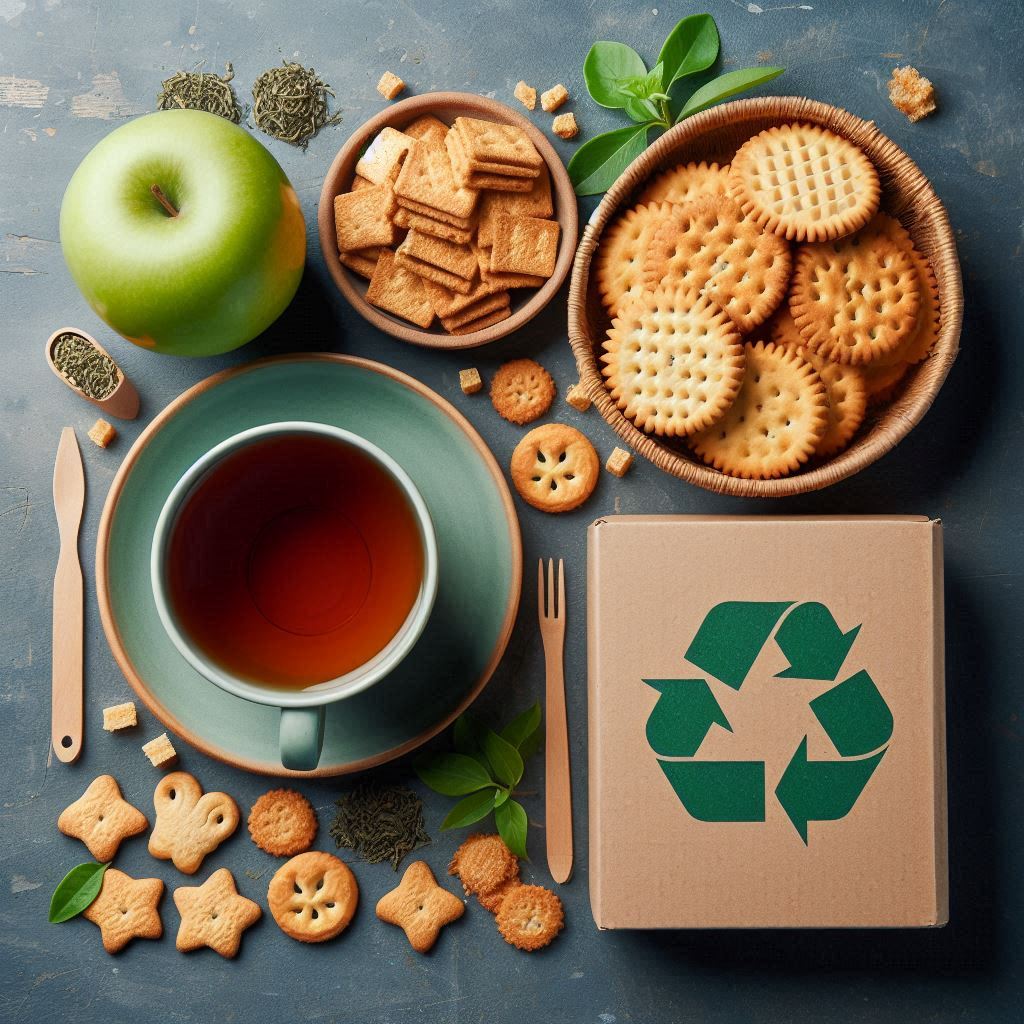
568 96 963 497
318 92 577 349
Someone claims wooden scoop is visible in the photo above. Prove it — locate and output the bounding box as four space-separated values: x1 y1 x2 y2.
45 327 139 420
52 427 85 762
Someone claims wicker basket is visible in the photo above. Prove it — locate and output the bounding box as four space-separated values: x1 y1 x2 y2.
567 96 963 498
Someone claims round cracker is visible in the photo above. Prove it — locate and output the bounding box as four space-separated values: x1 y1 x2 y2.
798 347 867 457
863 359 910 406
689 340 828 479
509 423 600 513
248 788 318 857
729 124 881 243
790 231 920 365
642 196 791 332
448 833 519 898
267 851 358 943
595 201 674 315
495 884 565 952
601 289 745 438
489 358 555 425
635 160 731 207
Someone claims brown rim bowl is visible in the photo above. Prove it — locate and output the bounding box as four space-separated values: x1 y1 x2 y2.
318 91 578 349
568 96 963 498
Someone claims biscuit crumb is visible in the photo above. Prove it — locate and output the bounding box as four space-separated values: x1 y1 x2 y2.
513 81 536 110
606 447 634 478
142 733 178 769
888 66 936 122
459 367 483 394
102 701 137 731
87 419 116 448
552 112 579 140
565 382 592 412
376 71 405 101
540 83 569 113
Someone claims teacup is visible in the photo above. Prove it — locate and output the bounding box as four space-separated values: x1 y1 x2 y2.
151 421 438 770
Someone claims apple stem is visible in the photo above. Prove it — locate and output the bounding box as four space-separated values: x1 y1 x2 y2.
150 184 179 218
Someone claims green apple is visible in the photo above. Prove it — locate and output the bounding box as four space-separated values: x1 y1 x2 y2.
60 109 306 357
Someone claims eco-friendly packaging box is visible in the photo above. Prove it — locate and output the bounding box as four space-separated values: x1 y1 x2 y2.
587 516 947 929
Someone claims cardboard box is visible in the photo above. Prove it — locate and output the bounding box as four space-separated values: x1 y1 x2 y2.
587 516 947 929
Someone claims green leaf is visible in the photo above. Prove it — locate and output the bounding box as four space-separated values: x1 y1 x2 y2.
519 725 542 761
494 788 510 807
453 712 484 757
414 752 495 796
569 123 652 196
482 729 524 788
501 702 542 751
676 66 785 122
583 40 648 109
440 788 497 830
495 799 529 860
49 862 108 923
658 14 720 90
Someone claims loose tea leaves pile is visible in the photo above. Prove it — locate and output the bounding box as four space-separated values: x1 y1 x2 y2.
50 333 120 400
329 782 430 870
157 63 243 123
251 60 342 147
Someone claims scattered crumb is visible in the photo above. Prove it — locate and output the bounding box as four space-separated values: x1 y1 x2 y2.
605 447 633 478
142 732 178 768
552 113 579 140
377 71 405 101
514 81 536 111
565 383 592 412
888 66 936 123
540 83 569 113
102 702 137 732
459 367 483 394
87 418 116 448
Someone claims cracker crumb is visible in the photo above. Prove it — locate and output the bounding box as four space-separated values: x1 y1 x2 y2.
87 419 116 448
540 83 569 113
888 66 936 122
142 732 178 769
377 71 405 101
565 382 592 412
605 447 634 478
514 81 537 110
459 367 483 394
102 701 137 732
552 112 579 140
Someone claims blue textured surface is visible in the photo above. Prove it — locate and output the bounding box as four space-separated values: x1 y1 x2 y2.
1 1 1021 1021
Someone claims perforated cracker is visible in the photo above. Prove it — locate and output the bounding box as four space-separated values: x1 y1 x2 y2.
334 183 398 251
267 851 358 943
798 346 867 457
489 213 559 278
452 116 544 171
510 424 600 513
440 292 510 332
448 303 512 335
495 884 565 951
600 289 745 438
446 130 537 193
394 142 478 220
366 249 437 326
595 201 674 315
642 195 791 333
474 244 545 291
729 123 881 243
689 340 828 479
636 161 731 207
490 358 555 424
355 127 415 185
402 114 450 149
477 166 553 246
397 229 477 280
395 206 474 244
790 230 920 364
339 246 384 280
863 359 910 406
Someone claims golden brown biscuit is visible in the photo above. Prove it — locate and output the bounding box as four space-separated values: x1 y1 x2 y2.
477 878 521 913
495 884 565 951
490 358 556 425
148 771 240 875
375 860 465 953
267 851 358 943
798 347 867 458
57 775 148 863
173 867 262 958
248 789 318 857
489 213 559 278
509 423 600 513
636 160 731 207
82 868 163 954
595 201 674 315
448 834 520 900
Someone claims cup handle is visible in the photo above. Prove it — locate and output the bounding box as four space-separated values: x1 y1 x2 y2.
279 707 325 771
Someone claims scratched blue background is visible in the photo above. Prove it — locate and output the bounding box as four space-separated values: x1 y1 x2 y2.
1 1 1022 1021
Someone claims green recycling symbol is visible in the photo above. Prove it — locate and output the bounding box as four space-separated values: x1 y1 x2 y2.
645 602 893 843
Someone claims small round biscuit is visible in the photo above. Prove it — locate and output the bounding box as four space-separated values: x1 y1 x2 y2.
595 201 674 315
729 123 881 242
248 789 318 857
798 347 867 457
267 851 358 943
495 884 565 952
635 160 731 207
448 833 519 899
490 358 555 425
477 878 522 914
863 359 910 406
601 289 745 438
641 195 791 332
509 424 600 514
689 340 828 479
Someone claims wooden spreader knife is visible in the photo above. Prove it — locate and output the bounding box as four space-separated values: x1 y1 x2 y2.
52 427 84 762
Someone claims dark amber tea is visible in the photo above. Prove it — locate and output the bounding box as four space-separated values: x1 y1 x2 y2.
166 433 425 690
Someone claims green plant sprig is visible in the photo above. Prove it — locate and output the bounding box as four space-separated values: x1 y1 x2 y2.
569 13 784 195
414 702 541 859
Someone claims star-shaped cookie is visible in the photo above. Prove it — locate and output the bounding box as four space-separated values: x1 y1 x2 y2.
376 860 465 953
173 867 262 958
82 868 164 954
57 775 148 862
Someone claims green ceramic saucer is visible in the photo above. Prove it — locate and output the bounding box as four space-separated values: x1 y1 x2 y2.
97 354 521 777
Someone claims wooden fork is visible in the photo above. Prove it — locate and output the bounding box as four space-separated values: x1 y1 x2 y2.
538 557 572 884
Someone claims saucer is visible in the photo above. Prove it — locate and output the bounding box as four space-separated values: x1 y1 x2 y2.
97 354 522 777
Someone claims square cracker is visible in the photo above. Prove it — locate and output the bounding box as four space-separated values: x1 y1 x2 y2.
356 127 416 185
395 207 474 245
474 244 546 291
452 116 543 171
449 304 513 336
366 250 435 327
395 251 474 294
398 229 476 280
334 184 398 251
394 143 478 220
446 132 536 193
403 115 450 149
440 292 511 331
339 246 385 280
444 130 538 178
397 196 474 229
478 166 553 246
489 213 560 278
419 275 494 319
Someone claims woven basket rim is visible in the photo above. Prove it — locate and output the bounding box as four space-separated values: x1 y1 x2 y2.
567 95 963 498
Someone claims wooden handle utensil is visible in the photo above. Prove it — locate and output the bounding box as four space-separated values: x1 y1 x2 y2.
52 427 85 762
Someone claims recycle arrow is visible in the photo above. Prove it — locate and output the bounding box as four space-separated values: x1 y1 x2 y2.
684 601 793 689
644 678 732 757
775 602 860 681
